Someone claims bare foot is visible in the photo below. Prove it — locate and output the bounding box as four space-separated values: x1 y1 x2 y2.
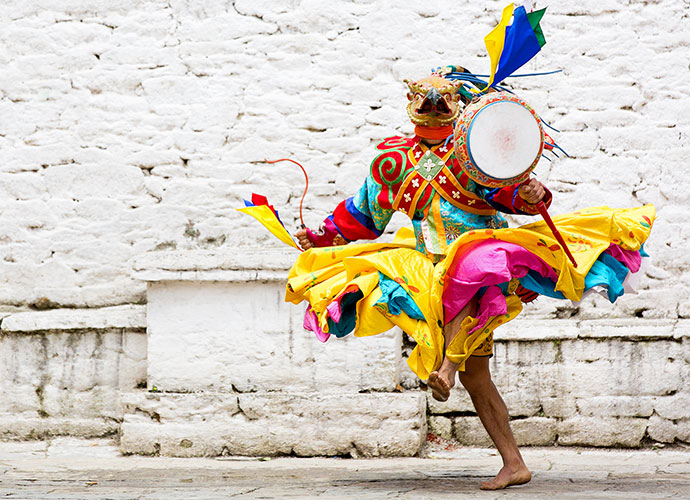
480 464 531 490
427 359 458 402
427 371 450 401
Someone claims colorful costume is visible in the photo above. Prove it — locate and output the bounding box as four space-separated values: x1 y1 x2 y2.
245 6 656 382
285 77 654 381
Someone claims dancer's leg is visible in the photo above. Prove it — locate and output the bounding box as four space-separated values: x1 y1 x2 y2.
427 295 478 402
458 355 531 490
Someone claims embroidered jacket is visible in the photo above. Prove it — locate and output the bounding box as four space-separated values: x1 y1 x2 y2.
308 136 552 260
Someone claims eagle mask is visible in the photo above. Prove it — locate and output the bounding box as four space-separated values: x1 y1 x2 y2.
404 76 463 128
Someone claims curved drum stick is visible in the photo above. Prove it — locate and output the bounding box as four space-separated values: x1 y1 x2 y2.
535 201 578 268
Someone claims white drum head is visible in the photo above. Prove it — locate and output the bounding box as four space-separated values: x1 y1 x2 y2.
467 101 542 180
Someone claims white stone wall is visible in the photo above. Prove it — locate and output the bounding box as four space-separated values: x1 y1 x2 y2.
0 306 147 439
0 1 688 452
428 319 690 448
0 0 686 317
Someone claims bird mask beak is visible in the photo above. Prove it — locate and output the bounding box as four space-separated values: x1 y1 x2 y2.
415 87 452 116
405 76 461 127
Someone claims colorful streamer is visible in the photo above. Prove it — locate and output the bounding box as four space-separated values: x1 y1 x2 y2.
484 4 547 89
236 193 301 250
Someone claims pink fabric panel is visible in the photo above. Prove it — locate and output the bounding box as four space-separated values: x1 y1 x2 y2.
303 306 330 343
604 243 642 273
326 301 342 323
442 240 557 324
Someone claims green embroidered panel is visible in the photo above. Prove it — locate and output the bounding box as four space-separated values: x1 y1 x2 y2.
414 151 445 181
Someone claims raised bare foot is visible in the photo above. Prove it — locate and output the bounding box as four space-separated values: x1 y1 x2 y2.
427 359 457 402
427 371 450 401
479 464 531 490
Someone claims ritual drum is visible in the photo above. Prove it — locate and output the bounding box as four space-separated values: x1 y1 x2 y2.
454 92 544 188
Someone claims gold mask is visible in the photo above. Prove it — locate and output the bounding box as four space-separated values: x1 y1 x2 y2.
404 76 462 128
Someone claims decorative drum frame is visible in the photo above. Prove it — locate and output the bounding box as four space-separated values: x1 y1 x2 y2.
454 91 545 188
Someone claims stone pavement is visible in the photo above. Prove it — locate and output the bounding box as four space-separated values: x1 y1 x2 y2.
0 439 689 499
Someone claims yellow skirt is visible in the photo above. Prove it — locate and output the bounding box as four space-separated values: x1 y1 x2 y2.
286 205 655 380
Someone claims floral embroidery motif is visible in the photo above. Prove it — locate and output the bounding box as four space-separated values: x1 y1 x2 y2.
414 151 445 181
393 276 420 293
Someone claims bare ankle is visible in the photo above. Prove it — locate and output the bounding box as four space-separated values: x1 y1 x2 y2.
503 455 526 469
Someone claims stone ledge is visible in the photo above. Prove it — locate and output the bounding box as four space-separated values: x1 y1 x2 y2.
0 417 119 440
131 249 297 282
497 318 685 341
1 305 146 334
120 392 427 458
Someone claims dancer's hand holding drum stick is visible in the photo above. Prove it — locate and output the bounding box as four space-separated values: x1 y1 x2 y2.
519 179 578 268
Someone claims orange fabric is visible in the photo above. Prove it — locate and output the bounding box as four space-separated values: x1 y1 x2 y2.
414 125 453 140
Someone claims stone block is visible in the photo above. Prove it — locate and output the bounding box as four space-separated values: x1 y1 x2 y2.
0 325 146 423
531 363 571 400
512 417 557 446
120 392 426 457
119 331 148 390
559 341 682 397
427 416 452 440
452 416 492 447
576 396 655 418
1 305 146 333
653 394 690 421
499 389 543 418
541 396 578 419
145 278 401 394
426 388 473 415
496 320 580 343
677 420 690 443
577 319 676 340
615 289 681 320
131 248 296 281
44 164 145 201
647 415 677 444
674 321 690 340
0 172 46 200
490 362 550 417
557 417 647 447
683 338 690 364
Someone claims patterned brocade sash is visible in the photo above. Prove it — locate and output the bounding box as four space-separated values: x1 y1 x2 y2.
393 143 496 217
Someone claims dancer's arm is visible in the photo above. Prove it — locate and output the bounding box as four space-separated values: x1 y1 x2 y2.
476 178 552 215
296 177 395 250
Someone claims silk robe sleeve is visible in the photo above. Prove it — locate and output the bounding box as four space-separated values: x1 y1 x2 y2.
306 176 396 247
475 183 553 215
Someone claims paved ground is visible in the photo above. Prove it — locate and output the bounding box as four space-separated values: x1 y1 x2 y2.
0 439 689 499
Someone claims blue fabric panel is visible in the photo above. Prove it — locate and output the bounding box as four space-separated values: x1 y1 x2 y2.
375 272 425 320
326 290 364 338
352 178 396 232
518 251 633 303
345 197 383 237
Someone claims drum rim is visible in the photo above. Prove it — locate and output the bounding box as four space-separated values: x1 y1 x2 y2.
466 100 542 181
